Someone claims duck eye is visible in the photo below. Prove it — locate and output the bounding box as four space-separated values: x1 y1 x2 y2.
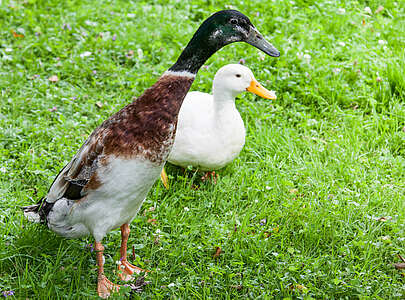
230 19 238 25
235 74 241 78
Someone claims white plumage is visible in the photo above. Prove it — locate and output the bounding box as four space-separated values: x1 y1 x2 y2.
47 156 162 242
168 64 276 171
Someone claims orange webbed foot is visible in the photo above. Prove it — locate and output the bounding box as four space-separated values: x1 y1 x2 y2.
201 171 218 184
97 274 120 299
117 259 149 282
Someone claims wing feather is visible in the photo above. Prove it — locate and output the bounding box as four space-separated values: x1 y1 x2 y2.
46 131 104 202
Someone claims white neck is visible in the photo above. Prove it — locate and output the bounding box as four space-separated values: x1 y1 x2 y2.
213 88 238 111
212 88 242 130
163 70 196 78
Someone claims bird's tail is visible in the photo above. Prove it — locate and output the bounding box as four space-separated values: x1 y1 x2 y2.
22 198 53 224
22 203 42 223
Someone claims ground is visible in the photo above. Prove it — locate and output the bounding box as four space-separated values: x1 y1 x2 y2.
0 0 404 299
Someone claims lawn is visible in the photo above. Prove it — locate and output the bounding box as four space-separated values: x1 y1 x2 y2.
0 0 404 298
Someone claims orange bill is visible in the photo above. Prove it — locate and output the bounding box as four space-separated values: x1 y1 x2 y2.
246 78 276 100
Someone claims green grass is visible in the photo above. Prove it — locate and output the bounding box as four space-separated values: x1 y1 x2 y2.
1 0 404 298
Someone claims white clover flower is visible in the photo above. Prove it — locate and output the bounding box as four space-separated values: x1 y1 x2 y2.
137 48 144 59
338 8 346 14
258 53 265 61
338 41 346 47
80 51 92 58
84 20 98 26
184 207 190 211
364 7 372 14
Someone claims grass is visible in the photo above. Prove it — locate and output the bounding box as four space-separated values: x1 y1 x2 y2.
0 0 404 298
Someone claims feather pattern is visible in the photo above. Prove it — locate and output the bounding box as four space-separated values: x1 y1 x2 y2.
24 74 194 240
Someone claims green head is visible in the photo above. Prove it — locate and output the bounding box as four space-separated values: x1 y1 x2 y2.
169 10 280 74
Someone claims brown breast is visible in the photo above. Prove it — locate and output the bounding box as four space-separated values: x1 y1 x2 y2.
92 74 195 164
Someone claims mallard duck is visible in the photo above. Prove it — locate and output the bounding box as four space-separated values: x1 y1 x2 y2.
161 64 276 186
23 10 280 298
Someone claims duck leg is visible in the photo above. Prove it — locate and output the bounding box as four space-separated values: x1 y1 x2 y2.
95 241 120 298
201 171 218 184
118 224 147 281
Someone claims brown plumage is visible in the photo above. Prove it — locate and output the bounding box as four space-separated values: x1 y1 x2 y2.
22 9 280 298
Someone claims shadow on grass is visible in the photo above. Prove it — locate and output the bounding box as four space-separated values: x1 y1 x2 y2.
1 220 94 298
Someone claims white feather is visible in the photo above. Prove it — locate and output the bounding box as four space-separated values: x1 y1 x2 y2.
47 156 163 242
168 64 264 171
163 70 196 78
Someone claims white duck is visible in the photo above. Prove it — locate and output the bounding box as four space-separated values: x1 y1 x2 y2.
23 11 280 298
161 64 276 186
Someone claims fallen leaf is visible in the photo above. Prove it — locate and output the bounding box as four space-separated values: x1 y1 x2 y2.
126 276 150 293
48 75 59 82
289 284 308 292
289 189 298 194
213 247 222 258
231 285 243 291
375 5 384 14
11 30 24 38
297 284 308 290
126 50 134 59
394 263 405 270
377 217 388 222
147 218 157 225
95 101 103 108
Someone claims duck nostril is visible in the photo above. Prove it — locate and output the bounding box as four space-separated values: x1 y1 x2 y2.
256 35 262 40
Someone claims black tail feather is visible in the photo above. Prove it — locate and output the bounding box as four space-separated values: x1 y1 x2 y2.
22 197 54 224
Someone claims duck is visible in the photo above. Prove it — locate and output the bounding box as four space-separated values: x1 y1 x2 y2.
160 64 276 186
23 10 280 298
